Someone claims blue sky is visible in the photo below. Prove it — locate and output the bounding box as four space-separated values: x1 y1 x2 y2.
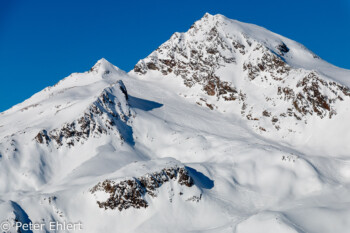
0 0 349 112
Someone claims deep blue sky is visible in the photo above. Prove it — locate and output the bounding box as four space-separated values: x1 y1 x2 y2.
0 0 349 112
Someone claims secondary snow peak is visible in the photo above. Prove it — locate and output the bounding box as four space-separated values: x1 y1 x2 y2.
90 58 123 76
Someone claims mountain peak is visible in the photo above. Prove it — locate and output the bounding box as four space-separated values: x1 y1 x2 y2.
96 57 109 64
90 58 122 75
195 12 227 28
201 12 225 19
202 12 213 18
132 13 350 136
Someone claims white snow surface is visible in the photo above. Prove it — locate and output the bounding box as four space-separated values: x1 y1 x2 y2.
0 13 350 233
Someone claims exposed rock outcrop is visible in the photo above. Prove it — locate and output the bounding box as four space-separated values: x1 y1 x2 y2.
90 166 195 211
34 80 134 147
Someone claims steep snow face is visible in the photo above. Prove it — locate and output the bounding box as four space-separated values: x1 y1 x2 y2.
131 13 350 148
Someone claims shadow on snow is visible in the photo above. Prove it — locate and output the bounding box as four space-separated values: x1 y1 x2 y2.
128 95 163 111
186 166 214 189
120 95 163 146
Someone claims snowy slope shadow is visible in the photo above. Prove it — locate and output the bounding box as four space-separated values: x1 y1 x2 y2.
11 201 33 233
128 95 163 111
119 95 162 146
186 167 214 189
114 117 135 146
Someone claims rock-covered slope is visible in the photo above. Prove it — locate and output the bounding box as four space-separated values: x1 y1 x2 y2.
132 13 350 136
90 161 199 211
34 80 134 148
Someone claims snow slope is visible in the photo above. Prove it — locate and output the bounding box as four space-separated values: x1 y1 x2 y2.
1 13 350 233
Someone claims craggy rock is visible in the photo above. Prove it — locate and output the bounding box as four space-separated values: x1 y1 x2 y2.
243 44 291 81
133 21 240 103
34 81 133 147
34 130 50 145
90 167 195 211
279 72 350 119
277 42 290 55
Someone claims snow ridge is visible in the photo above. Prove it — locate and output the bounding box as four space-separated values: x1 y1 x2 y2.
34 80 134 147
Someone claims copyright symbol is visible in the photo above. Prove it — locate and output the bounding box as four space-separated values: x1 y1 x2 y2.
0 221 11 232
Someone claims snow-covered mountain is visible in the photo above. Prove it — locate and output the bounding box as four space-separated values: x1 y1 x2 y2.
1 13 350 233
132 13 350 151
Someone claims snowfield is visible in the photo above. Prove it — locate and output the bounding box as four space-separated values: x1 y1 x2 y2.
1 13 350 233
